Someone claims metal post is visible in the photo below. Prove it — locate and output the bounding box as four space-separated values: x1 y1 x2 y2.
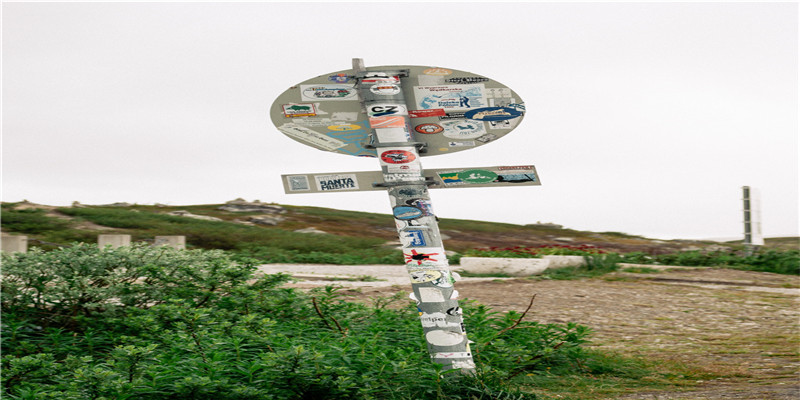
353 59 475 372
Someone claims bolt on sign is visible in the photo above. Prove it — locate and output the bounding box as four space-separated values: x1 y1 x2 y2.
270 59 541 373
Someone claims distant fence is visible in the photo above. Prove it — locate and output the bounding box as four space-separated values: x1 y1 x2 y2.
1 234 187 253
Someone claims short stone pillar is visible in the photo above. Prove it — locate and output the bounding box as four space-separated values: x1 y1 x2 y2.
459 257 551 276
541 255 587 269
98 234 131 249
154 235 186 250
1 234 28 253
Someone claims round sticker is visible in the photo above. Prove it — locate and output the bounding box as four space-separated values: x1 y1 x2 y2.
464 107 523 122
426 330 465 346
442 120 486 139
381 150 416 164
414 123 444 134
393 206 423 220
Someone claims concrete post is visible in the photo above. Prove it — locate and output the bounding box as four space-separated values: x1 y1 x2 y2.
355 64 476 372
154 235 186 250
98 234 131 249
1 234 28 253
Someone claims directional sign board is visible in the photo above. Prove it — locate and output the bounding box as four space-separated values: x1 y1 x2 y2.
282 165 540 194
270 65 526 158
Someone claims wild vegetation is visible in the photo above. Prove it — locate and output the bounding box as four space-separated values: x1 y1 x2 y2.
0 244 686 400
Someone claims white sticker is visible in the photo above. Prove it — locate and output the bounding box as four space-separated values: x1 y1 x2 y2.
450 290 459 300
370 84 401 95
387 164 421 174
426 330 465 346
418 287 445 303
375 127 411 142
433 352 472 359
314 174 359 192
442 120 487 139
278 123 345 150
414 84 488 111
286 175 310 192
448 141 475 147
383 173 425 183
420 312 460 328
367 104 408 117
451 360 476 369
300 84 358 101
331 112 358 121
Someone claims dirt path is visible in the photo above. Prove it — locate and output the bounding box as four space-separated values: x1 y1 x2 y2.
260 265 799 399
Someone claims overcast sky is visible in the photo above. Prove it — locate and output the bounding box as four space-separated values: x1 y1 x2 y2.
2 2 798 240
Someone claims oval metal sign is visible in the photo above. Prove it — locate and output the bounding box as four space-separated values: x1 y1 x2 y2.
270 65 526 157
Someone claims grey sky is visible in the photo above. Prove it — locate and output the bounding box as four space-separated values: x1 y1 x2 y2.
2 2 797 240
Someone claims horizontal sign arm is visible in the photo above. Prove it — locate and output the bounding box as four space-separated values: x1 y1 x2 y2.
281 165 540 194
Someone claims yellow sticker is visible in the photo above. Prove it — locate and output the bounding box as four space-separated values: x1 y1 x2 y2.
327 124 360 131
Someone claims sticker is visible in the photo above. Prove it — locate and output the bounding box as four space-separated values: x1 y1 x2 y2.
400 229 427 247
439 173 462 184
508 103 526 111
409 292 419 302
414 123 444 134
367 104 408 117
423 68 453 76
282 103 316 117
381 150 416 164
414 84 488 111
463 106 522 121
369 116 407 129
495 173 536 183
418 287 445 303
397 187 427 197
404 248 446 266
314 174 359 191
451 360 476 369
300 84 358 101
450 290 460 300
488 119 513 129
499 165 534 170
375 127 411 142
433 352 472 359
439 169 499 185
286 175 310 191
410 270 453 288
442 120 486 139
331 112 358 121
327 124 361 131
420 312 460 328
370 84 401 95
475 133 498 143
383 173 425 183
408 199 434 216
426 330 464 346
362 74 400 83
445 307 462 316
393 206 424 220
485 88 512 98
409 109 446 118
438 112 466 120
328 74 350 83
387 163 421 174
445 77 489 84
278 123 346 150
448 141 475 147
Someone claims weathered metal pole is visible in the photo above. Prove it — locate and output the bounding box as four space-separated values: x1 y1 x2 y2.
353 59 475 372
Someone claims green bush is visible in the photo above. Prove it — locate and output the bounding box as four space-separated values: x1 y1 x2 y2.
0 208 71 234
620 249 800 275
2 244 603 399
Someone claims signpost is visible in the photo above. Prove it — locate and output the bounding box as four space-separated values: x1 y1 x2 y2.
270 59 540 373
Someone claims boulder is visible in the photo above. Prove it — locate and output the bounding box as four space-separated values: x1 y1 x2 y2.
294 227 328 234
218 199 286 214
167 210 223 221
248 215 285 226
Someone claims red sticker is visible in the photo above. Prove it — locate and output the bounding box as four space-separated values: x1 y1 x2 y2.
409 109 446 118
381 150 416 164
414 123 444 134
369 116 407 129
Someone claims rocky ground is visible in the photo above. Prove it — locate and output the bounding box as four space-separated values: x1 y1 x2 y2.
258 264 800 400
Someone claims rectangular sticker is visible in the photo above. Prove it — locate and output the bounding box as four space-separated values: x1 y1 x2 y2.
314 174 359 192
418 287 445 303
375 127 411 143
300 84 359 101
282 103 316 117
286 175 311 192
413 84 488 111
409 109 446 118
400 229 427 247
278 123 345 151
433 352 472 359
369 116 407 129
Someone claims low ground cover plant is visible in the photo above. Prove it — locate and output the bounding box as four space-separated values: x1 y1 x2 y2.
2 244 624 399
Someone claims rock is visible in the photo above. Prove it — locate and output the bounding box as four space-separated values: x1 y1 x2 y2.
100 202 131 207
71 201 87 208
167 210 223 221
218 199 286 214
294 227 328 234
248 215 285 226
553 237 574 242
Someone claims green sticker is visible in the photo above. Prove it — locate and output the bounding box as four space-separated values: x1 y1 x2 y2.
459 169 497 184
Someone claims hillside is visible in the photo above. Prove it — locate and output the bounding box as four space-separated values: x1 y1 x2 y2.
1 199 794 261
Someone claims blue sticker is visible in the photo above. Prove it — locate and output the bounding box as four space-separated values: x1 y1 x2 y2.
464 107 523 122
404 229 427 247
393 206 423 220
329 74 351 83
